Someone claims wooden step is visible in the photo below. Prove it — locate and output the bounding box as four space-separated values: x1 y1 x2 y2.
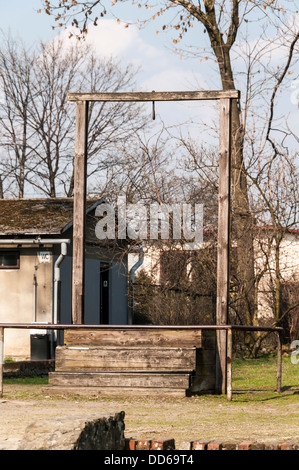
43 386 189 398
64 328 208 348
49 371 191 389
55 346 197 373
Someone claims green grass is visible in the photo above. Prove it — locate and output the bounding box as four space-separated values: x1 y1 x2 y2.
233 355 298 388
3 355 298 403
3 376 48 385
230 355 299 403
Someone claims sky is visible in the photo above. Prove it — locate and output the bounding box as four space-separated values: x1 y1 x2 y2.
0 0 219 138
0 1 298 146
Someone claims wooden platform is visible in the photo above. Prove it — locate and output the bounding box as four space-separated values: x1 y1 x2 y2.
48 328 216 397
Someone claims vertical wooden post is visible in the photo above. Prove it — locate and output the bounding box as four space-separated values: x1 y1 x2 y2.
72 100 88 325
277 330 282 394
216 98 232 394
227 327 233 401
0 327 4 398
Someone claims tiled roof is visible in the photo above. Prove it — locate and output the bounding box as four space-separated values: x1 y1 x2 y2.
0 198 102 236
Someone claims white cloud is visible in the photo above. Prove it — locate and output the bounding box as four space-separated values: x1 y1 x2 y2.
59 20 208 92
84 20 139 58
80 20 167 71
59 20 169 79
56 19 217 139
141 67 207 91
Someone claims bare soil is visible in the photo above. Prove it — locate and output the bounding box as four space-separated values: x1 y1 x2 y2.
0 384 298 450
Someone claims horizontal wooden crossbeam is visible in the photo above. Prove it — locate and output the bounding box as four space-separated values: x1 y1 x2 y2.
68 90 240 102
0 323 283 331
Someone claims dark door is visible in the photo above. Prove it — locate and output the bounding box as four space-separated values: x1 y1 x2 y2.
84 259 101 325
100 263 110 324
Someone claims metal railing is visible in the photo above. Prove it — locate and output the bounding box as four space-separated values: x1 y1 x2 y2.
0 323 283 401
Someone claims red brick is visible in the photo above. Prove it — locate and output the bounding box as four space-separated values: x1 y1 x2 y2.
127 439 137 450
222 442 237 450
207 441 223 450
251 442 265 450
238 441 252 450
264 442 281 450
136 439 152 450
151 438 176 450
192 440 210 450
179 441 193 450
280 441 299 450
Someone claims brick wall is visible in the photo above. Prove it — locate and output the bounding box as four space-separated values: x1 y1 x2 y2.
125 437 299 450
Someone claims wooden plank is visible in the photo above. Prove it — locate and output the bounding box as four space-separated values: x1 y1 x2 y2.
55 346 197 372
49 371 191 389
68 90 240 102
72 100 89 325
44 386 188 398
216 97 232 394
64 328 203 348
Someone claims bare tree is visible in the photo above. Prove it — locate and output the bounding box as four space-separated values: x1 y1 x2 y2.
0 34 36 197
0 34 147 198
38 0 298 327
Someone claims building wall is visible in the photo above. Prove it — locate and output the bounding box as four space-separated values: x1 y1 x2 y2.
0 247 53 360
128 245 164 283
0 203 130 360
0 243 129 359
255 232 299 320
0 208 131 359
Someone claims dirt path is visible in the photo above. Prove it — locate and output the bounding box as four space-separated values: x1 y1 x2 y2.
0 384 298 450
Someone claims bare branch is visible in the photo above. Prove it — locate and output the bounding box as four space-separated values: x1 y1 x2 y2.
265 32 299 156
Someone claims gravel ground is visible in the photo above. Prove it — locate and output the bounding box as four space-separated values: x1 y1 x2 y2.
0 384 298 450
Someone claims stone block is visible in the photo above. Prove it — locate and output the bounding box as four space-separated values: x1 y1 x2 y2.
18 412 125 450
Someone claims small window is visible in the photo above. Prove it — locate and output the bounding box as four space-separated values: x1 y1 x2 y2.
0 251 20 269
